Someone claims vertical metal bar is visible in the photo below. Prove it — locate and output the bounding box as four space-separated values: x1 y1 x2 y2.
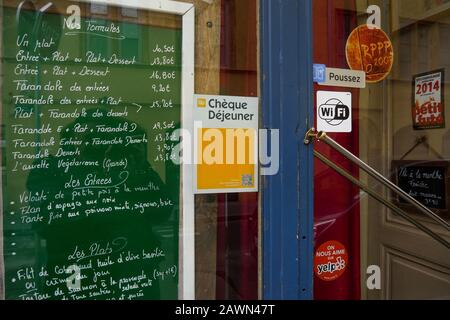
318 132 450 231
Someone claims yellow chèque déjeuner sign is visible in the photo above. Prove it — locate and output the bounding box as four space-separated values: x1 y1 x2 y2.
193 95 259 194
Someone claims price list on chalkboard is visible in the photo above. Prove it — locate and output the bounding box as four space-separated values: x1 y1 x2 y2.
393 161 449 212
1 5 182 300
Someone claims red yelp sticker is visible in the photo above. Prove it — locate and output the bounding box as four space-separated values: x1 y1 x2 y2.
314 241 348 282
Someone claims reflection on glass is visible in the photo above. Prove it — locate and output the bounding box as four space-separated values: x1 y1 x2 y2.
2 1 182 300
313 0 450 300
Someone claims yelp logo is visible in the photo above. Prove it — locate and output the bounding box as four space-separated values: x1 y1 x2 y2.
314 241 348 282
316 257 346 276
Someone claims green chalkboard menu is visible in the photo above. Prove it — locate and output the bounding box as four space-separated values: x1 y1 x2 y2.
1 3 182 300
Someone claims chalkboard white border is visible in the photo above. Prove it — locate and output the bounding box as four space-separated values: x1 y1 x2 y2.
0 0 196 301
0 3 4 301
67 0 196 300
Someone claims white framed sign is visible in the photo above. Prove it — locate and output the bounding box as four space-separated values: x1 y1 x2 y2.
317 91 352 133
193 94 259 194
412 69 445 130
319 67 366 89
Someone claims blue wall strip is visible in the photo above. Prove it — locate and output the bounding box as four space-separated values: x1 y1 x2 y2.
261 0 314 300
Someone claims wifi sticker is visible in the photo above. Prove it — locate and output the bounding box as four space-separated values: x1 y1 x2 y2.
317 91 352 133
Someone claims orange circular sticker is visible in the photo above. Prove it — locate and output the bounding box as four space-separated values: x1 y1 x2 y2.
314 241 348 282
346 24 394 83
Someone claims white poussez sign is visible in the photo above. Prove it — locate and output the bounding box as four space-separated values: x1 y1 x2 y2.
319 67 366 88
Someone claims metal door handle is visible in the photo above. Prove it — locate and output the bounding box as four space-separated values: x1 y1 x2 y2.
305 128 450 249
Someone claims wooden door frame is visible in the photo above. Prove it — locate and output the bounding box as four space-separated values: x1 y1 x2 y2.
261 0 314 300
